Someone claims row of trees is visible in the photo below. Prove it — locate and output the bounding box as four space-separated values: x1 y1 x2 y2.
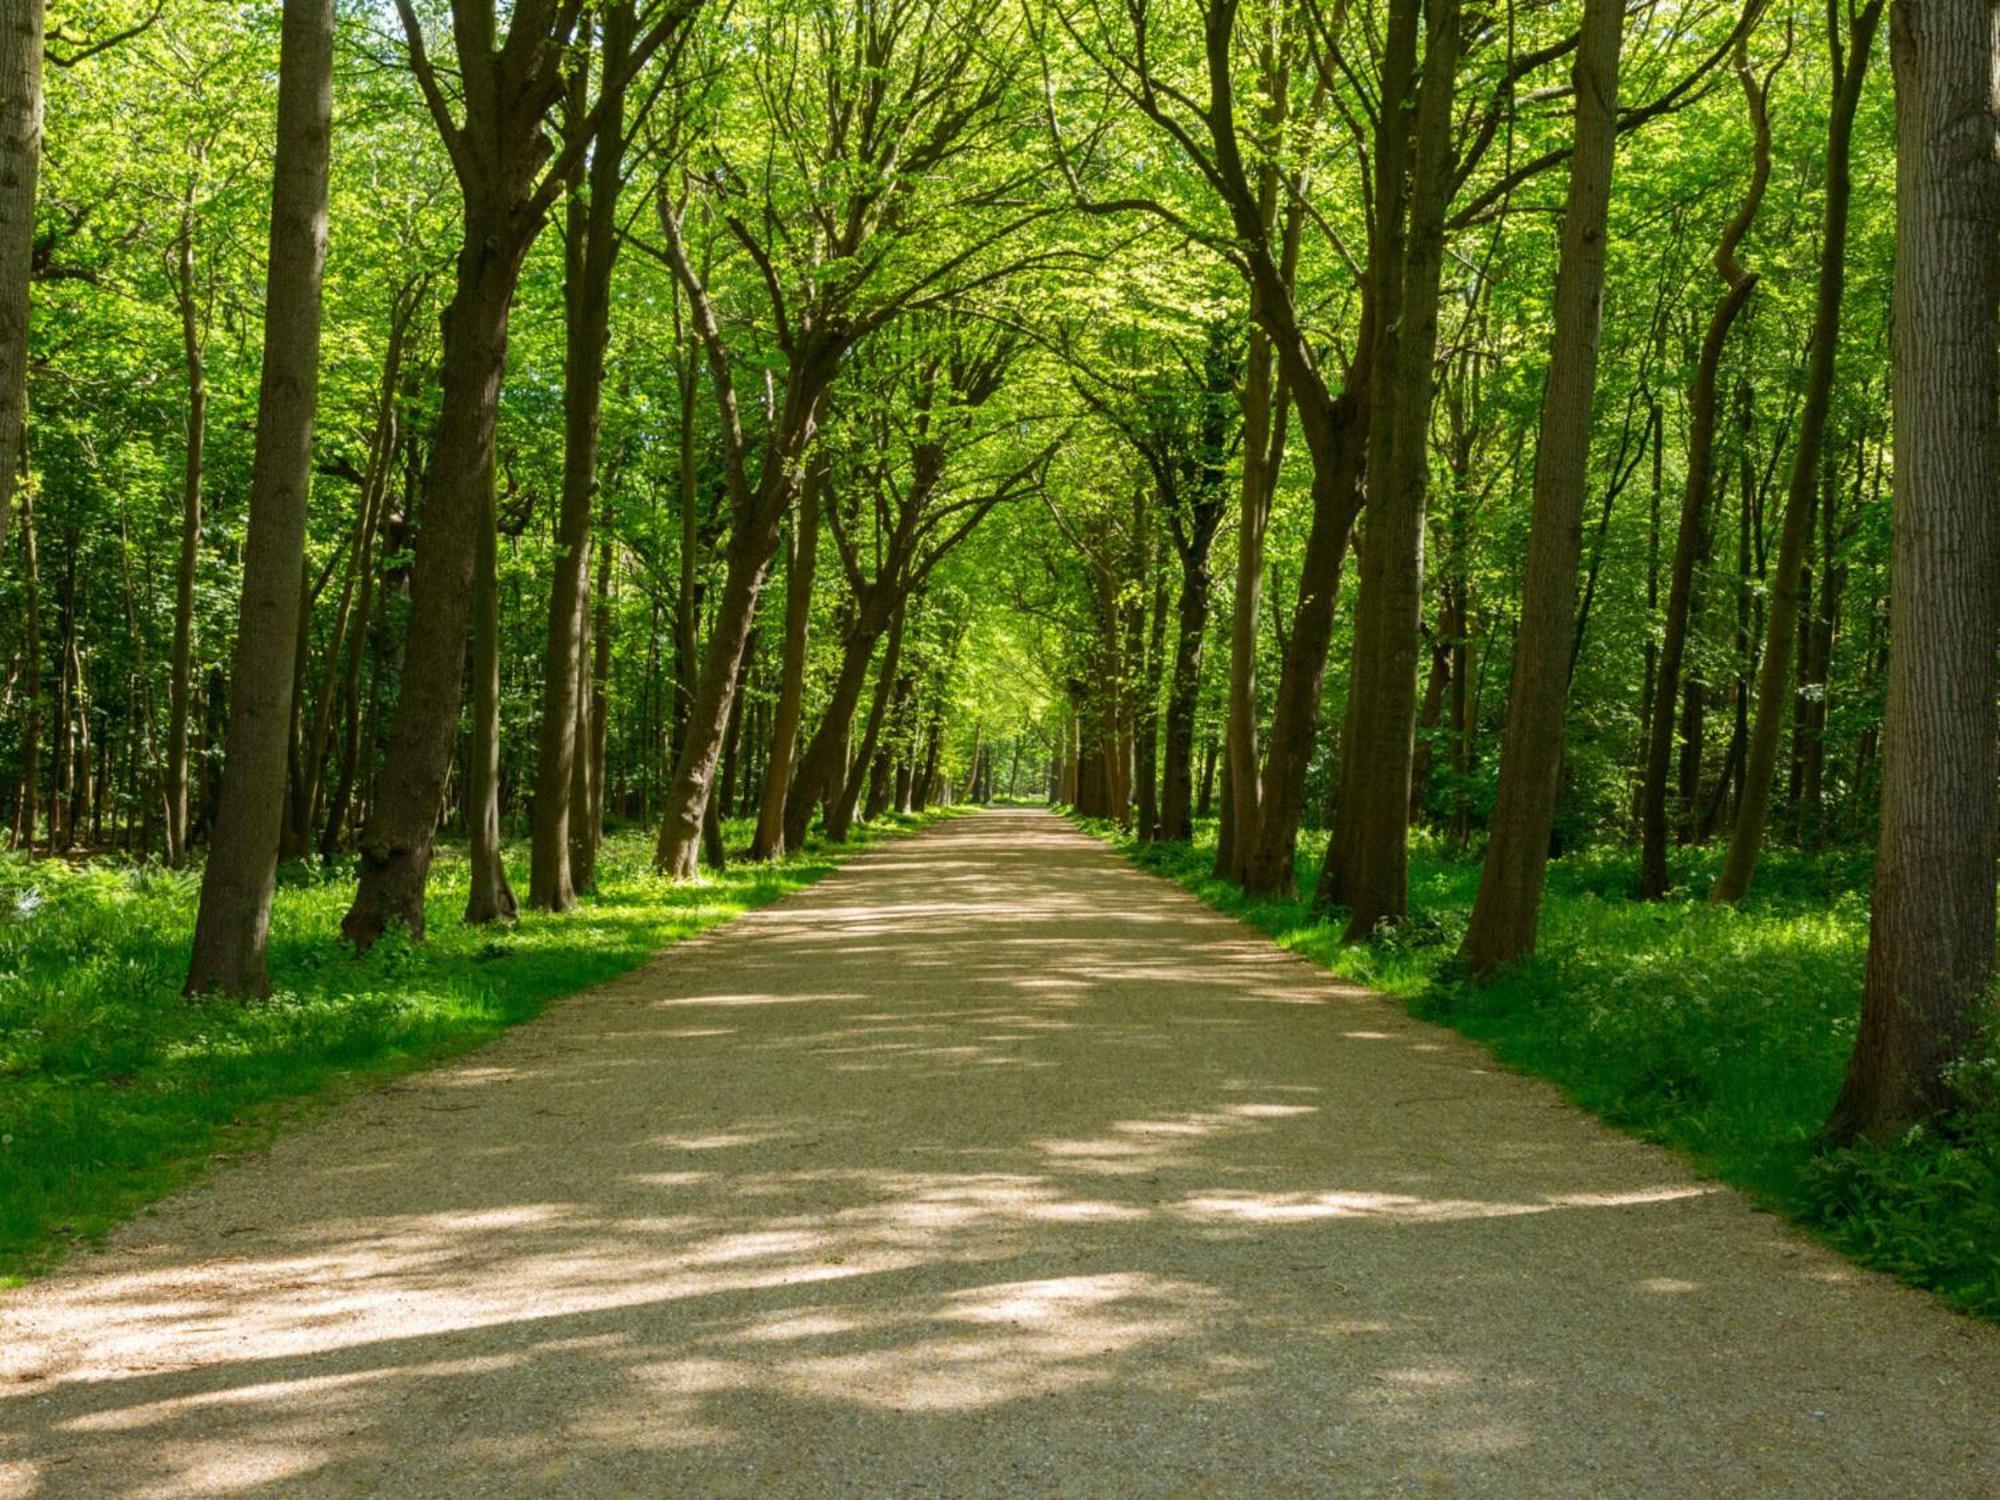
0 0 1993 1147
2 0 1063 970
1021 0 1994 1146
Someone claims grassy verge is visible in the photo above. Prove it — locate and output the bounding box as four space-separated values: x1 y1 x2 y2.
0 809 959 1282
1078 816 2000 1320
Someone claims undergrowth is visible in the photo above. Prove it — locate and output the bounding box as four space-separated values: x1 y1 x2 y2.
1078 816 2000 1321
0 810 956 1281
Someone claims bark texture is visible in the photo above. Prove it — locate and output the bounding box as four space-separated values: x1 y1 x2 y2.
185 0 335 996
528 2 630 912
1826 0 2000 1144
0 0 41 550
1458 0 1623 976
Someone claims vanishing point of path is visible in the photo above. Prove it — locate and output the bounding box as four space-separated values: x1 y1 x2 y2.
4 810 1997 1498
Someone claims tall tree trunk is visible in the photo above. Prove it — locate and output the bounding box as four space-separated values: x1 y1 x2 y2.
11 489 36 847
1218 316 1279 873
785 595 895 850
1631 399 1664 826
342 215 528 946
1459 0 1624 975
574 522 613 891
864 642 912 825
1795 463 1847 844
913 710 943 812
1135 548 1168 842
649 262 841 879
277 556 315 858
1159 546 1212 842
1714 2 1882 903
654 518 778 878
717 630 751 821
464 468 517 924
1826 0 2000 1143
828 604 902 842
184 0 334 996
529 2 630 912
1243 354 1366 894
1639 43 1768 898
754 462 820 858
0 0 41 550
166 206 206 869
1318 0 1437 936
672 350 700 761
47 542 72 851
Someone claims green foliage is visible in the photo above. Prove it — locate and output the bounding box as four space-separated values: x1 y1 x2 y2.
0 813 959 1280
1080 817 2000 1321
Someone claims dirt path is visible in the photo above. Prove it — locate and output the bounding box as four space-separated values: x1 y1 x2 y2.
4 809 1997 1497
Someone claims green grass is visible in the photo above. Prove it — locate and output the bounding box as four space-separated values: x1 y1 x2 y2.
0 809 959 1282
1080 817 2000 1320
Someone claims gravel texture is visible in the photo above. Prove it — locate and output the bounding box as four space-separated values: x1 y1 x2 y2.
3 807 1998 1498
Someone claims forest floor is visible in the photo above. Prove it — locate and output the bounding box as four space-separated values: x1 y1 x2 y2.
4 807 1998 1497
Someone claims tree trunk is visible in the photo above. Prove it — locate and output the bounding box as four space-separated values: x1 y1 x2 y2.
1459 0 1623 975
0 0 41 551
1159 545 1212 843
342 216 527 947
463 467 517 925
1243 364 1367 894
11 488 36 847
47 543 72 852
1826 0 2000 1144
166 207 206 869
829 601 905 842
574 523 614 892
754 464 821 858
184 0 335 996
785 597 895 849
654 516 781 878
913 711 943 813
277 557 315 859
866 645 913 824
1795 464 1846 844
1135 552 1168 842
1714 2 1881 903
529 2 629 912
1319 0 1446 937
1639 66 1767 897
652 278 838 877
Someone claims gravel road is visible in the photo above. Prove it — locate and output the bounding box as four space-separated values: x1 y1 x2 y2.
4 808 1997 1497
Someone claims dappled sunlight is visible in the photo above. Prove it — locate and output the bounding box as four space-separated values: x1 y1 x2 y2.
1174 1184 1714 1225
5 811 1996 1497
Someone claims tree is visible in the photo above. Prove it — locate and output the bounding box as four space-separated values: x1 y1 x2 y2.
0 0 42 550
1457 0 1625 976
782 323 1038 849
1713 0 1882 904
1637 26 1772 901
750 452 820 860
342 0 701 946
184 0 335 996
528 0 634 911
645 0 1054 878
1825 0 1999 1144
